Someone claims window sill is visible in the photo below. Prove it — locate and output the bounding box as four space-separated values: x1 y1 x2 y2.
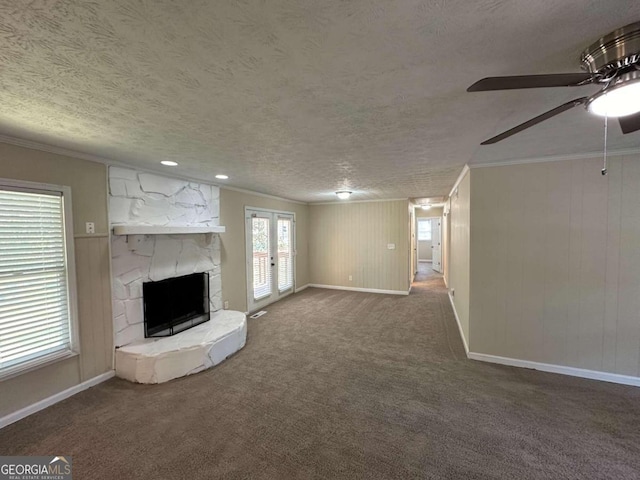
0 350 79 382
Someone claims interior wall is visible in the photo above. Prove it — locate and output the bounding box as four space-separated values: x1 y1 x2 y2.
409 206 416 278
469 155 640 377
219 188 309 313
449 171 471 345
0 142 113 418
442 201 451 285
416 206 443 218
309 200 410 293
417 222 432 260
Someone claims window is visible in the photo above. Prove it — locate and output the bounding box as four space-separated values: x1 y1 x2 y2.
418 219 432 241
0 181 77 378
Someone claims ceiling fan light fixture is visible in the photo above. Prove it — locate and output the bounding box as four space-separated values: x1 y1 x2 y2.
336 191 352 200
587 77 640 118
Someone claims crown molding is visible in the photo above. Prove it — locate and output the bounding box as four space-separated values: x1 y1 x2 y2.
0 133 116 166
448 165 470 199
0 133 228 187
0 134 310 203
220 185 307 205
309 197 409 206
469 147 640 169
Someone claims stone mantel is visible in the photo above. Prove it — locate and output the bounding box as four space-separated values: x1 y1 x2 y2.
113 225 226 235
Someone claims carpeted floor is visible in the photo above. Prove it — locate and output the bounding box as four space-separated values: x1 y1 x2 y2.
2 266 640 479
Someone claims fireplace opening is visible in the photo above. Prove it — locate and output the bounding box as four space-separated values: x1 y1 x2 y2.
143 272 210 337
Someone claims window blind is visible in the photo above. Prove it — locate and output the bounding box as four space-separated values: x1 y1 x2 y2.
0 188 72 374
277 218 293 292
252 216 272 300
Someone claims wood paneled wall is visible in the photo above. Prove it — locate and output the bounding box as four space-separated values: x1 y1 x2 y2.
449 172 471 343
469 155 640 376
75 236 113 379
309 200 410 292
442 201 451 286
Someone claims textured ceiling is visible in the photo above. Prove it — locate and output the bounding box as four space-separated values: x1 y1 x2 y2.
0 1 639 202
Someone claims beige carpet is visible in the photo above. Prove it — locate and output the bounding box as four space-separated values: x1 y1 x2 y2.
1 266 640 479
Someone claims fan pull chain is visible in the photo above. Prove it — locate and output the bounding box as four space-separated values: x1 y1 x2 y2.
602 115 608 176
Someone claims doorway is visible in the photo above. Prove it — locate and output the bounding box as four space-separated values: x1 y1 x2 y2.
245 208 295 312
417 217 442 273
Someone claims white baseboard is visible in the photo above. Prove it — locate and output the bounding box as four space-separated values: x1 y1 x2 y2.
295 284 310 293
0 370 115 429
467 352 640 388
444 294 639 388
448 293 469 355
308 284 409 296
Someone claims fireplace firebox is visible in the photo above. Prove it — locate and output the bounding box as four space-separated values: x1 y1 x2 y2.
143 272 210 337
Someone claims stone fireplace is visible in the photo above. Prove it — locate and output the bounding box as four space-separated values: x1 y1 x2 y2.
109 166 222 347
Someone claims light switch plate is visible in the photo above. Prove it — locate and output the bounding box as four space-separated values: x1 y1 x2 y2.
387 243 396 250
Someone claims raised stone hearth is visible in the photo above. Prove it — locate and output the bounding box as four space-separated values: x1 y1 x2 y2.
115 310 246 384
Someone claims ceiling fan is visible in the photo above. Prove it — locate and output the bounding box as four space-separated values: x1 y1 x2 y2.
468 21 640 145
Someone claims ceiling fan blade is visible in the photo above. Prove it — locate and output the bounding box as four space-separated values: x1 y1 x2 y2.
468 73 593 92
481 97 588 145
619 111 640 134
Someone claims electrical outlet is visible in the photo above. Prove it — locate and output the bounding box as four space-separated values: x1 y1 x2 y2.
224 300 229 309
85 222 95 234
348 275 353 281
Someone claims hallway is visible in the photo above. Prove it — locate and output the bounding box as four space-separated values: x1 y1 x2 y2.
413 261 443 286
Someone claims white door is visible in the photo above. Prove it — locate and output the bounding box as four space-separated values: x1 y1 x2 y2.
246 209 295 312
410 208 417 279
431 218 442 273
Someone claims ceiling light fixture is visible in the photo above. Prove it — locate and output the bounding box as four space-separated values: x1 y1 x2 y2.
421 205 431 211
215 174 229 180
336 191 352 200
587 74 640 117
160 160 178 166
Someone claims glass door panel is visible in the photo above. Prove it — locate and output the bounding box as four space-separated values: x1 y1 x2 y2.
277 217 293 292
252 216 271 300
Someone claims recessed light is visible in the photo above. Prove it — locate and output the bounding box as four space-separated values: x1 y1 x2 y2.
421 205 431 211
215 174 229 180
336 191 352 200
161 160 178 166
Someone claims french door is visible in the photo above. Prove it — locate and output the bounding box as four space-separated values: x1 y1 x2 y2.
246 208 295 312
